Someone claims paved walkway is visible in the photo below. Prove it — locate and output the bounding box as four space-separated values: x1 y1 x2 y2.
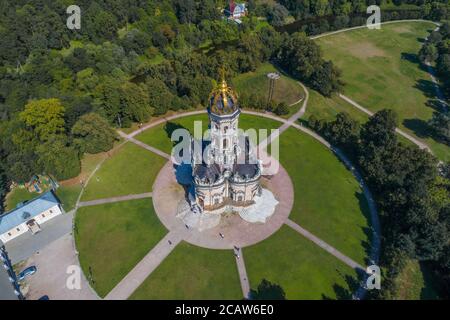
152 160 294 250
259 82 310 148
286 219 365 271
78 193 153 208
103 79 382 299
105 231 184 300
310 19 439 40
117 131 171 160
339 93 433 153
235 250 250 299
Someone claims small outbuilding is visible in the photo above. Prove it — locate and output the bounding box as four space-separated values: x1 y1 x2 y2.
0 191 63 244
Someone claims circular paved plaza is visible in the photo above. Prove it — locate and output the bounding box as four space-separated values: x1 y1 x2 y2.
152 160 294 249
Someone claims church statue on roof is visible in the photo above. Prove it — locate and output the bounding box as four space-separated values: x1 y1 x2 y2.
191 70 261 213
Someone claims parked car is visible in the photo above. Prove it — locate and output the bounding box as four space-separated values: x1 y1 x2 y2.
17 266 37 281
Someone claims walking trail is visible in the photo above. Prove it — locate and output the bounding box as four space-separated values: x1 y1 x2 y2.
62 19 443 301
100 78 380 300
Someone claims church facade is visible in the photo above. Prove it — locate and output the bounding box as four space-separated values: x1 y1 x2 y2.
191 74 261 212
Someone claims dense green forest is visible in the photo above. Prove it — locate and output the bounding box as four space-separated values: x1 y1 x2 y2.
0 0 345 184
0 0 449 299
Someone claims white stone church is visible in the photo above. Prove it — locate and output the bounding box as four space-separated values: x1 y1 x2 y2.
191 74 262 213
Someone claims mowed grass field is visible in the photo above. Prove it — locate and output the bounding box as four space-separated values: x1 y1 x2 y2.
245 225 361 299
315 21 449 161
135 113 282 154
130 242 242 300
81 142 166 201
75 199 167 297
279 128 371 265
232 63 304 118
304 89 370 124
394 259 440 300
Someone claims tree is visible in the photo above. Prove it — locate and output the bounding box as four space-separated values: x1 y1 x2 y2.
276 32 343 96
436 54 450 78
274 102 289 116
19 98 65 141
267 3 290 27
72 113 117 154
173 0 197 24
119 82 152 124
428 112 450 145
0 166 8 212
324 112 359 148
250 279 286 300
36 135 80 180
310 61 344 96
419 43 438 64
276 32 323 80
144 78 174 115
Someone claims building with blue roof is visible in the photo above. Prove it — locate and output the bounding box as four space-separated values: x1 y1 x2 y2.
0 190 62 244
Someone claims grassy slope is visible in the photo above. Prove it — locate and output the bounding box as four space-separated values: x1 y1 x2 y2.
75 199 167 298
245 225 361 299
279 128 371 265
395 259 440 300
232 62 304 118
5 188 38 211
304 89 370 123
135 113 281 154
130 242 242 300
81 142 166 201
316 21 449 161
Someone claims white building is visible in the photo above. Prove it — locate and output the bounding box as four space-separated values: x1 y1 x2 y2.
0 191 63 244
225 1 247 22
191 73 261 212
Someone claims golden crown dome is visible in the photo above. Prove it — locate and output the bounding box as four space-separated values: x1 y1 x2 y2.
209 69 239 115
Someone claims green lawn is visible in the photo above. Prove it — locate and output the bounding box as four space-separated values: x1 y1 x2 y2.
315 21 449 161
55 184 82 212
303 90 415 147
135 113 282 154
75 198 167 298
81 142 166 201
5 188 39 211
304 90 369 124
395 259 440 300
232 62 304 118
279 127 371 265
130 242 242 300
245 225 361 299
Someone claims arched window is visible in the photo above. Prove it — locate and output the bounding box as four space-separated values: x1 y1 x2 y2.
223 139 227 149
224 126 229 134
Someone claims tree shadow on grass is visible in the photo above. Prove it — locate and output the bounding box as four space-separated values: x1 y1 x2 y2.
401 52 430 73
415 79 440 99
419 261 441 300
426 98 447 113
355 191 373 265
321 269 364 300
401 52 420 64
403 117 450 147
164 121 188 148
403 118 431 139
